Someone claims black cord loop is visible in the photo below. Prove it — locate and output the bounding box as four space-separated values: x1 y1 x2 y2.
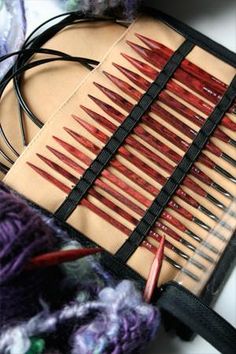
0 11 117 160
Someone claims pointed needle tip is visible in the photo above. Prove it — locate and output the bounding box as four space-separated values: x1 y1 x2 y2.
126 39 133 45
121 52 129 58
71 114 79 120
112 62 120 69
93 81 101 88
73 115 83 124
26 247 103 270
143 235 165 303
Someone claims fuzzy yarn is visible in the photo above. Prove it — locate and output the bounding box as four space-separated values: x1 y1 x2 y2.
0 183 161 353
0 183 60 329
0 281 160 354
72 280 160 354
64 0 140 18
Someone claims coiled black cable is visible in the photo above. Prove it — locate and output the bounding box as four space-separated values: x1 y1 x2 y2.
0 11 119 171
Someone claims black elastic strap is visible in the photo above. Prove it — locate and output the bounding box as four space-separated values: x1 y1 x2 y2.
115 75 236 262
158 282 236 354
55 39 194 221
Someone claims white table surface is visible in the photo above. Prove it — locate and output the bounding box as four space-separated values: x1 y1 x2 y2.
24 1 236 353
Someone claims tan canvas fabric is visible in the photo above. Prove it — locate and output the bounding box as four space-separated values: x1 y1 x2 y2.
2 15 236 295
0 21 125 177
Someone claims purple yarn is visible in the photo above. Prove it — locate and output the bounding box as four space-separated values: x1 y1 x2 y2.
0 281 160 354
64 0 140 18
0 183 58 329
0 183 161 353
72 281 160 354
124 0 140 18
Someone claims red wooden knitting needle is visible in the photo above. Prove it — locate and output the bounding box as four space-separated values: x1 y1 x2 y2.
26 162 199 281
112 62 235 146
94 79 223 165
143 234 165 303
37 153 148 215
93 82 236 184
66 124 206 213
85 93 232 201
26 247 103 270
35 155 206 270
126 41 236 113
78 106 229 207
121 53 236 130
37 152 216 262
103 70 236 167
104 69 236 166
68 128 232 238
27 162 134 235
46 145 211 246
57 133 211 232
135 33 228 93
66 125 233 238
72 114 219 221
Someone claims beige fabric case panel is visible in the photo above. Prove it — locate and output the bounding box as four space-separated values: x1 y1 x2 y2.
0 21 125 178
3 15 236 295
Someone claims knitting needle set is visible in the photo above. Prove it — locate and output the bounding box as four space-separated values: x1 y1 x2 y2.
0 10 235 350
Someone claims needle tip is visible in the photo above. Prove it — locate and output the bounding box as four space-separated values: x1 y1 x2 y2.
143 235 165 303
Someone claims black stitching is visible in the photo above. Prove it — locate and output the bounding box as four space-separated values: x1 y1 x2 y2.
145 211 156 225
115 75 236 263
136 222 150 236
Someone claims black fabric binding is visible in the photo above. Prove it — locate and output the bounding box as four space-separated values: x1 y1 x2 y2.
143 7 236 68
54 39 194 221
115 75 236 262
1 7 236 352
158 282 236 354
11 184 236 352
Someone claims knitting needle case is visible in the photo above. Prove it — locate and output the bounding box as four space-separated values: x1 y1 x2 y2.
1 5 236 353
